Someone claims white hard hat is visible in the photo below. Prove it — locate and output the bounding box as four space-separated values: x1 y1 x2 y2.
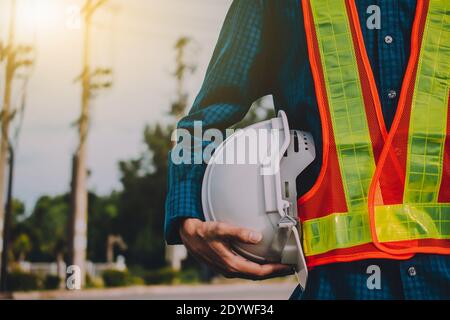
202 111 315 289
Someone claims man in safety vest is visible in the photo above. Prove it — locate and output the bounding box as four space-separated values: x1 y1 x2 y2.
165 0 449 299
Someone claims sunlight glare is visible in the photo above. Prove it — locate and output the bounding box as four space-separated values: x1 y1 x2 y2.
16 0 63 34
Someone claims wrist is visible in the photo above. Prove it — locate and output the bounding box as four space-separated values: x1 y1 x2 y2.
179 217 202 238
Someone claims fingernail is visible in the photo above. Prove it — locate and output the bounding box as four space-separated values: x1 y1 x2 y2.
249 232 262 243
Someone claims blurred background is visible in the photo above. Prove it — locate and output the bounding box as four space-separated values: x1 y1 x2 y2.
0 0 295 299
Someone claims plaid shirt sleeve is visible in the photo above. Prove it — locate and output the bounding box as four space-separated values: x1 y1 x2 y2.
164 0 273 244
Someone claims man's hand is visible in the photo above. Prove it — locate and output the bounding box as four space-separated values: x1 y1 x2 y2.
180 218 292 280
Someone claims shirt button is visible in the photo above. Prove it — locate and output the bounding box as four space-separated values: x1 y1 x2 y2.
408 266 417 277
385 35 394 44
388 90 397 99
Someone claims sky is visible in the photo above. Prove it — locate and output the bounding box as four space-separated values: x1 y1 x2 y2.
0 0 233 211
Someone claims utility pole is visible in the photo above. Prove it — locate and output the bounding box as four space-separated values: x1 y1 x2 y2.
0 75 32 293
0 144 14 292
170 37 196 121
69 0 112 287
0 0 34 286
0 0 16 276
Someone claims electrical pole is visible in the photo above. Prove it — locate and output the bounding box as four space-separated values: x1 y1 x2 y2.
0 144 14 292
0 0 33 286
69 0 112 287
170 37 196 121
0 0 17 276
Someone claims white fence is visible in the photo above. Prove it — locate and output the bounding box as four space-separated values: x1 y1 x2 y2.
18 256 126 279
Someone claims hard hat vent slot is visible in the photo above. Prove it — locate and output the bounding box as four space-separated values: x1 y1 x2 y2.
284 181 290 198
294 132 300 153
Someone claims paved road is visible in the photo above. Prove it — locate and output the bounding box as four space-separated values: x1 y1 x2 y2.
13 282 298 300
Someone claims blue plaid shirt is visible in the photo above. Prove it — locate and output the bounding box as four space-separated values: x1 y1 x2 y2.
165 0 450 299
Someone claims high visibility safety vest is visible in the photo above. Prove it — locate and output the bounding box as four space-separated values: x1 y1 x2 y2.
298 0 450 268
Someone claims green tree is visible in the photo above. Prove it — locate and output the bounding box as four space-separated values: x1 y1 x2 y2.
11 233 31 262
22 194 70 262
115 124 172 269
87 191 120 262
11 192 119 263
112 37 196 269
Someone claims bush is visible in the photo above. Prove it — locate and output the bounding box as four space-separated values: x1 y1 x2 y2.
144 268 176 285
43 275 60 290
86 274 104 289
128 276 145 286
102 269 129 287
7 271 41 292
178 269 200 284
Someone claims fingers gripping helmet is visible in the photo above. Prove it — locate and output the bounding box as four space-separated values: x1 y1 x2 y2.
202 111 315 288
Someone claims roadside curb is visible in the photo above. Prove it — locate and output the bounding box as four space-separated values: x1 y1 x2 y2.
10 281 297 300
